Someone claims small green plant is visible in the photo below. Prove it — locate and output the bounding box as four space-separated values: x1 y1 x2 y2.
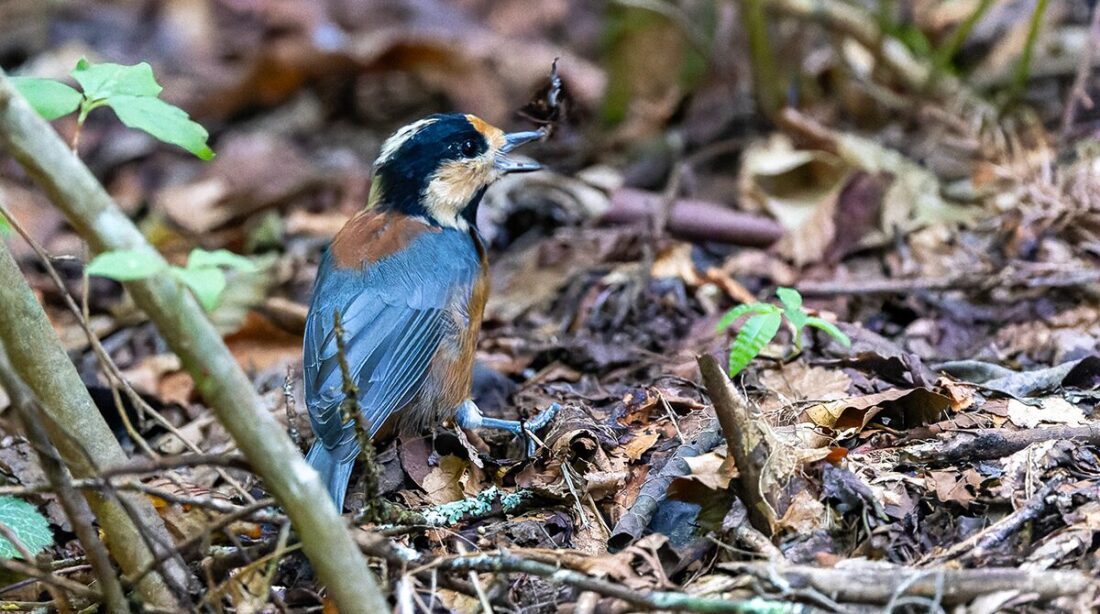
87 248 257 311
0 496 52 559
12 58 213 159
716 287 851 377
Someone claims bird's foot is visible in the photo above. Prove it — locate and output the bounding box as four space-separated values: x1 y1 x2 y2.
455 400 560 457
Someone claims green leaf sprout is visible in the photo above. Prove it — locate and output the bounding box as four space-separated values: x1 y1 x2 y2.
716 287 851 377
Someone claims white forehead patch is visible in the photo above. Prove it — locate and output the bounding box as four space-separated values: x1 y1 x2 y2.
374 117 439 168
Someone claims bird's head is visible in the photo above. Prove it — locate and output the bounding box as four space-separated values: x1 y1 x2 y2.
367 113 542 230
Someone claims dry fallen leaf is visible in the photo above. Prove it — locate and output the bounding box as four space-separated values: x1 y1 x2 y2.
803 388 952 432
422 455 469 505
681 448 735 491
777 489 827 533
622 426 661 461
739 134 850 266
1006 397 1085 428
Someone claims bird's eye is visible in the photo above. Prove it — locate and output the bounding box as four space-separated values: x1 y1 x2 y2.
459 138 479 158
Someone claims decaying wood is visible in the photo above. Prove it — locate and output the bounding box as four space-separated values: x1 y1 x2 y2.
604 188 784 247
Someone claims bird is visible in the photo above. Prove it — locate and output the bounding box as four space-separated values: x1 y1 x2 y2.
303 113 559 510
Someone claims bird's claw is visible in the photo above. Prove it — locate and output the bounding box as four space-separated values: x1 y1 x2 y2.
521 402 560 457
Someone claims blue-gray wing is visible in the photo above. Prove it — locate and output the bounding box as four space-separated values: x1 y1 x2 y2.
303 233 478 462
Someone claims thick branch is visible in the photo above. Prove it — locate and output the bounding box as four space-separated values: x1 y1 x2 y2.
0 70 386 613
0 241 186 609
0 344 128 614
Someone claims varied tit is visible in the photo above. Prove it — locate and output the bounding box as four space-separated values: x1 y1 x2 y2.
303 113 560 510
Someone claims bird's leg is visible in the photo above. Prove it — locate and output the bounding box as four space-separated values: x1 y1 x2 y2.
455 399 560 456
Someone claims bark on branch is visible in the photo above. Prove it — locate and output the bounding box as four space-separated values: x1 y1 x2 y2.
0 69 386 613
0 242 186 609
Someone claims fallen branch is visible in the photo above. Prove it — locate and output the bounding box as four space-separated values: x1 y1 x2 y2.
608 421 724 551
901 425 1100 466
605 188 784 247
440 550 809 613
723 562 1096 605
797 267 1100 297
0 69 385 614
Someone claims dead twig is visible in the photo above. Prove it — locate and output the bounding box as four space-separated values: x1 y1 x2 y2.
604 188 784 247
0 556 101 602
440 550 809 613
901 424 1100 466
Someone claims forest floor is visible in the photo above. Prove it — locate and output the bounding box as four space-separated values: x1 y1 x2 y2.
2 0 1100 612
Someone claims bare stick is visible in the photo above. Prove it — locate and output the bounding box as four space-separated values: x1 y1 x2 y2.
724 562 1095 605
0 555 101 601
797 267 1100 297
438 550 808 613
901 424 1100 466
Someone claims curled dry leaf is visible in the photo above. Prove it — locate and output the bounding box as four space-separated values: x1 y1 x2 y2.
738 134 850 266
803 388 953 434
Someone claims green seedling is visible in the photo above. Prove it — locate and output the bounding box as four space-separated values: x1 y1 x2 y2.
716 287 851 377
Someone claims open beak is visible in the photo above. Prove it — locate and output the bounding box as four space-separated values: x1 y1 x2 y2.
495 130 543 173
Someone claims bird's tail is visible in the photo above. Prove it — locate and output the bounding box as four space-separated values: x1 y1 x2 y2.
305 442 354 512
